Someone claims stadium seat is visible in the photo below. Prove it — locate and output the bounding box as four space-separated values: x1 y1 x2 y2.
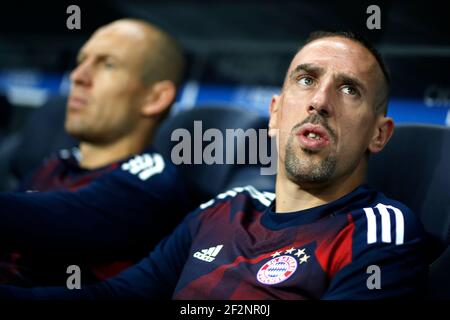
0 95 78 190
367 124 450 299
10 96 78 181
153 106 276 204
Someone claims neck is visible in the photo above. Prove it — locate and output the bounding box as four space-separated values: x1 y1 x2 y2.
78 131 153 169
274 160 366 213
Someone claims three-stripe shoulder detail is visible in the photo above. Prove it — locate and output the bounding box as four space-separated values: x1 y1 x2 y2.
363 203 405 245
199 185 275 210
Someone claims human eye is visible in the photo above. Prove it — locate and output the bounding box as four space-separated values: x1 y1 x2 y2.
101 55 118 69
341 85 359 96
296 75 315 87
104 59 116 69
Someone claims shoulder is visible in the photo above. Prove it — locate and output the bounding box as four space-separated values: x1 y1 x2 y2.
197 185 275 212
348 192 427 256
89 148 187 199
114 148 179 183
180 185 275 234
322 192 429 298
119 150 168 181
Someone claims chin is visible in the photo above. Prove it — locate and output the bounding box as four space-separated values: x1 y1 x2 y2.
65 124 88 140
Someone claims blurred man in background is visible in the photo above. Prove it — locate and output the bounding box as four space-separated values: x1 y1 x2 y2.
0 18 192 286
24 18 184 190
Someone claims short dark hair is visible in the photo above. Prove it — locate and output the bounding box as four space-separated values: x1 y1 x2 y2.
301 31 390 115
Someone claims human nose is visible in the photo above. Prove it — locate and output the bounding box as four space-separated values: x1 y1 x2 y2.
307 81 334 117
70 59 93 87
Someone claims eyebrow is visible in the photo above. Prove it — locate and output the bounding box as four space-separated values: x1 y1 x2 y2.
289 63 366 93
289 63 324 79
76 52 121 63
335 74 366 93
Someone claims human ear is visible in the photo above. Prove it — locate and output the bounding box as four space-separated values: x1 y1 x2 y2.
368 116 394 153
140 80 176 117
268 95 280 137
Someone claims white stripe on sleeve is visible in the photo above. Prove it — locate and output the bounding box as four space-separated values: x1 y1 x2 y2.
364 207 377 244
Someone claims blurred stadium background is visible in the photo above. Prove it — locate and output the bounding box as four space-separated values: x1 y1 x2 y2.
0 0 449 144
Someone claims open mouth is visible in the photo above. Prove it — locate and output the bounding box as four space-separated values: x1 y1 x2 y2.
296 123 331 151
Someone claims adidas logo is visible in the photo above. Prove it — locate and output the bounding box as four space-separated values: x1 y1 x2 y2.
121 153 165 181
193 245 223 262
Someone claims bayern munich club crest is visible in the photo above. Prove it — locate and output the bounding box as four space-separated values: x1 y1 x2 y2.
257 255 298 285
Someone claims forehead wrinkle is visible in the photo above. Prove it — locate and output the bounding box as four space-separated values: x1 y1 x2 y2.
296 38 376 73
285 37 381 91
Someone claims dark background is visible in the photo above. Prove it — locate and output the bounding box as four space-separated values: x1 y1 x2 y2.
1 0 449 86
